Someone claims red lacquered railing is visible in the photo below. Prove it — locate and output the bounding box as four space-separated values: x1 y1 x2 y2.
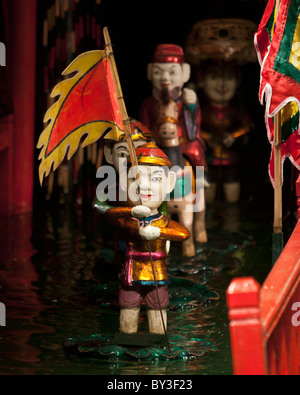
226 173 300 375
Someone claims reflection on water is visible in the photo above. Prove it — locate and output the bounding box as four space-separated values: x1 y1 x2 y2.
0 200 272 375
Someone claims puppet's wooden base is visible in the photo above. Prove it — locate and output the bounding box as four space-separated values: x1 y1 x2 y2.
64 332 215 360
114 332 165 347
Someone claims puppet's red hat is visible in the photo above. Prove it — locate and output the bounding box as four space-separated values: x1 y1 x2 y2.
128 142 172 168
152 44 185 64
118 118 154 142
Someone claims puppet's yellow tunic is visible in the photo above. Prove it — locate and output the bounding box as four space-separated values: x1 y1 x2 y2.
105 207 190 286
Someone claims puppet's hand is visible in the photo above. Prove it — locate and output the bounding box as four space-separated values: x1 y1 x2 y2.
223 133 235 148
139 225 161 241
131 205 151 219
182 88 197 106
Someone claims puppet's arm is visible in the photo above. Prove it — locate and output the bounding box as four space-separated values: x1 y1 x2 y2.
104 205 151 229
139 219 190 242
182 88 197 113
160 219 190 241
106 205 151 218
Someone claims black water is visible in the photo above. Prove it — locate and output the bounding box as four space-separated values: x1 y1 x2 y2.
0 198 275 375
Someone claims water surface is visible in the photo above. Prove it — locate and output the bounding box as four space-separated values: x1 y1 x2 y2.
0 198 274 375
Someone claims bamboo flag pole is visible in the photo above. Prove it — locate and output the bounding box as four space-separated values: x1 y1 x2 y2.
103 27 171 354
272 0 283 264
273 111 282 233
103 28 139 171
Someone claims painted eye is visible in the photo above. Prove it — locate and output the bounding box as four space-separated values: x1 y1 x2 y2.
152 176 162 182
117 152 128 158
128 170 140 180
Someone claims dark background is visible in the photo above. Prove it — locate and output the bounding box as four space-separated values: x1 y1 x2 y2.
33 0 291 208
96 0 272 203
99 0 267 117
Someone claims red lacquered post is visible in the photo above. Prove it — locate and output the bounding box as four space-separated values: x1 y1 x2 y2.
10 0 37 214
296 173 300 220
226 277 267 375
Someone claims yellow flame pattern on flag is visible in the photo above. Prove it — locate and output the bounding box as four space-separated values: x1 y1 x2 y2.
37 50 125 185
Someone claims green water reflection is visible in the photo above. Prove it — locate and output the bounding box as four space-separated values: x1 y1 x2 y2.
0 199 274 375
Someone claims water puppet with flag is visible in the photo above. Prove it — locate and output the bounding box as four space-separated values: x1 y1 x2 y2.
36 28 178 354
255 0 300 262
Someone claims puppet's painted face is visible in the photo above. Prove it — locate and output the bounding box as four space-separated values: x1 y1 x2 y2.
149 63 187 92
105 140 145 173
127 165 176 212
201 66 238 106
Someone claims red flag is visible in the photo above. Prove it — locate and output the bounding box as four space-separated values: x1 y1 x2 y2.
37 50 125 185
255 0 300 185
258 0 300 116
254 0 276 66
266 115 300 185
